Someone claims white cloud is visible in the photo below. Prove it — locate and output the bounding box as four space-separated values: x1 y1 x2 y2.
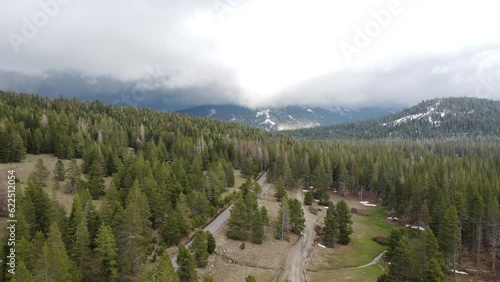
0 0 499 108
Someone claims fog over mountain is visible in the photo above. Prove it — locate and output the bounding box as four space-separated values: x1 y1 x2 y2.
1 0 499 109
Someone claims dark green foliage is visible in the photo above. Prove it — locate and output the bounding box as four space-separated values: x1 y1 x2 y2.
95 224 118 281
386 237 420 282
34 158 50 186
274 178 286 202
323 201 338 248
177 246 198 282
423 258 446 282
260 206 270 226
25 175 51 235
288 198 305 235
206 231 216 254
190 231 209 267
438 205 459 265
87 159 105 199
276 195 290 241
251 209 265 244
65 159 81 194
227 196 249 241
336 200 353 245
53 159 66 181
386 228 405 262
304 191 313 205
34 223 81 282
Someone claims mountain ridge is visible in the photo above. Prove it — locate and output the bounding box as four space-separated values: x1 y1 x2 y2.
176 104 398 131
290 97 500 140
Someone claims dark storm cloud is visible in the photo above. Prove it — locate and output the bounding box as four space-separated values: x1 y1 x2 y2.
0 70 238 110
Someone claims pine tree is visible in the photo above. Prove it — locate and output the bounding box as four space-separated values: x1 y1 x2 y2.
53 159 66 181
336 200 353 245
25 175 51 234
0 127 11 163
417 229 447 275
227 196 249 241
95 224 118 281
140 251 179 282
260 206 270 226
251 209 265 244
386 228 405 261
276 195 290 241
190 231 209 267
34 223 81 281
70 216 92 280
387 237 420 281
323 201 338 247
422 258 446 282
10 261 34 282
206 231 216 254
304 191 313 205
117 180 152 276
288 198 305 235
65 159 81 194
177 246 198 282
87 159 105 199
438 205 460 267
274 178 286 202
33 158 50 186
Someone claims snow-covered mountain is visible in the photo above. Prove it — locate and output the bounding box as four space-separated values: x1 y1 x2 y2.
292 97 500 140
176 104 397 131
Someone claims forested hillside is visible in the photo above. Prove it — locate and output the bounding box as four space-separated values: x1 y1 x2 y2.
291 97 500 141
0 92 499 281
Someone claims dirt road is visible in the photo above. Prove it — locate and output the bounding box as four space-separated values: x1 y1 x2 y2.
172 172 268 269
280 188 315 282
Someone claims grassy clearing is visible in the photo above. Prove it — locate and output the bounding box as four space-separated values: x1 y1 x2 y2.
311 213 389 270
308 193 393 275
309 263 387 282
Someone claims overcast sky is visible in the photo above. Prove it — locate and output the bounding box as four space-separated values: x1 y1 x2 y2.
1 0 499 110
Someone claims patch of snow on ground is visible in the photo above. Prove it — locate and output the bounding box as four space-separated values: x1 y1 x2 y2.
307 108 315 114
207 109 216 117
387 217 399 220
256 109 270 118
451 270 468 275
318 243 326 248
360 201 376 207
383 100 447 127
405 224 425 231
261 118 275 126
288 115 296 120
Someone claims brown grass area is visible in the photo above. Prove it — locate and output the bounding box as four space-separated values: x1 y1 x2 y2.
199 255 275 282
0 154 113 239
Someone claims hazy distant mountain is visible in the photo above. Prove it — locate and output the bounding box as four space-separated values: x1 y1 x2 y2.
291 97 500 140
176 104 398 131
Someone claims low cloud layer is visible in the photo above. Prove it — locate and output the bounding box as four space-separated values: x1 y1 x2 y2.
1 0 499 109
